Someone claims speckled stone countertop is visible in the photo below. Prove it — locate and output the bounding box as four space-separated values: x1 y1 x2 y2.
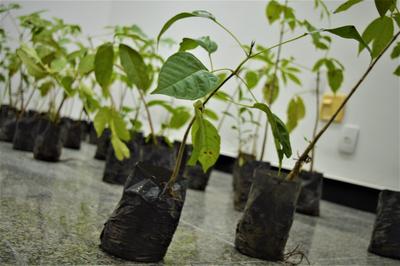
0 141 398 265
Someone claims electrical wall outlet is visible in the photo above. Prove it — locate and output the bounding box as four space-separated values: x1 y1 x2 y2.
339 125 360 154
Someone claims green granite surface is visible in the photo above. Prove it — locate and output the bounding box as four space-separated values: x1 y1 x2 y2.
0 142 398 265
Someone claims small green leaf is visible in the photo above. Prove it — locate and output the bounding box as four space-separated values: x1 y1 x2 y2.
333 0 363 13
169 107 191 129
391 42 400 58
327 69 344 93
157 10 216 45
38 81 53 96
325 25 371 55
16 48 47 79
94 42 114 90
94 107 111 136
252 103 292 167
286 96 306 133
78 54 95 75
361 16 394 58
110 110 130 142
266 0 282 24
119 44 150 90
50 57 67 72
204 109 218 120
245 71 259 89
179 36 218 54
374 0 393 17
111 135 130 160
152 52 218 100
394 65 400 76
214 91 231 102
262 79 279 104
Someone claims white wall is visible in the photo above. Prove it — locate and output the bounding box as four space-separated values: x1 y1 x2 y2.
3 0 399 190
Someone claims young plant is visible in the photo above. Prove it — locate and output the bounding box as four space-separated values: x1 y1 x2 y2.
286 0 400 180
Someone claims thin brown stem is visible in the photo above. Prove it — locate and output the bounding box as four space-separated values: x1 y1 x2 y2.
309 71 320 173
287 31 400 181
55 94 67 123
21 85 36 116
138 88 157 145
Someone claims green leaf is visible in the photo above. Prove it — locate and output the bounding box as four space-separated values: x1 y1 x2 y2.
179 36 218 54
188 109 220 172
110 110 130 142
152 52 218 100
327 69 344 93
16 49 47 79
287 72 302 86
119 44 150 90
214 91 231 102
245 71 259 89
157 10 216 45
38 81 53 96
94 107 111 136
204 109 218 120
391 42 400 58
374 0 393 16
94 42 114 90
78 54 95 75
252 103 292 167
111 135 130 161
50 57 67 72
169 107 191 129
394 65 400 76
333 0 363 13
361 16 394 58
262 79 279 104
286 96 306 133
325 25 371 55
266 0 282 24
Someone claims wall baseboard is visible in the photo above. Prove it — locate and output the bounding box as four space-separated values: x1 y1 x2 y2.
214 154 379 213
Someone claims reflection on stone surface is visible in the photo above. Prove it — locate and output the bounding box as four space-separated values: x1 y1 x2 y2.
0 142 398 265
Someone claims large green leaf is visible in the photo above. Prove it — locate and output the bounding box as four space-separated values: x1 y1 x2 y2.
179 36 218 54
252 103 292 167
157 10 216 45
94 42 114 90
361 16 394 58
325 25 371 55
119 44 150 90
152 52 218 100
266 0 282 24
374 0 394 17
78 54 95 75
333 0 363 13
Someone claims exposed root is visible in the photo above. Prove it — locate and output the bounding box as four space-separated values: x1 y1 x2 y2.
282 245 310 265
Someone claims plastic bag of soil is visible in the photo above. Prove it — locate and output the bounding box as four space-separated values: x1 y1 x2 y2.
12 115 40 152
368 189 400 260
140 136 175 170
100 161 187 262
0 106 17 142
63 120 82 150
94 129 111 160
235 168 301 261
103 132 144 185
33 120 63 162
296 171 323 216
233 154 270 211
0 105 14 127
80 120 89 142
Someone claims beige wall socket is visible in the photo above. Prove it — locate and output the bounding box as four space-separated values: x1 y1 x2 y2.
320 93 346 123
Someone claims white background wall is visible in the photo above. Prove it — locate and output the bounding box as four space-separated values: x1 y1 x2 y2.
3 0 399 191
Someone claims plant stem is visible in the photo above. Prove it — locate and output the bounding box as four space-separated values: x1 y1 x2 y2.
137 88 157 145
55 94 67 123
7 77 12 107
119 85 128 111
286 31 400 181
215 20 247 56
309 71 320 173
259 3 287 161
21 85 36 116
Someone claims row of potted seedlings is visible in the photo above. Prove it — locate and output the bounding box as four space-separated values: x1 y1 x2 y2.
1 0 399 263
